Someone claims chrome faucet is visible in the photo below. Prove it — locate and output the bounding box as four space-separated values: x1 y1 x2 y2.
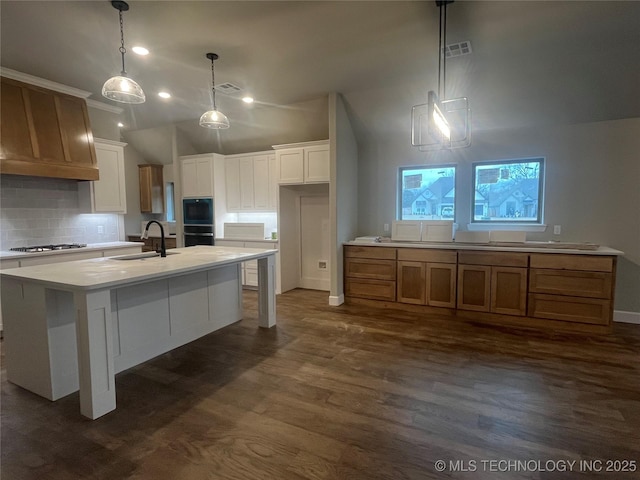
142 220 166 257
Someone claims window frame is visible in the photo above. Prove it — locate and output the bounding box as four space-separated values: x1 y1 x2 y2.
397 164 457 221
471 157 545 225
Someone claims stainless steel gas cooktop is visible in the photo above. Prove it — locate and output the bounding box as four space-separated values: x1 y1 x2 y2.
10 243 87 253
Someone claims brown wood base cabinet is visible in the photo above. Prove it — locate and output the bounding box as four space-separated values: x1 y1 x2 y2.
457 252 528 316
345 246 396 301
528 254 615 325
396 249 457 308
344 245 617 333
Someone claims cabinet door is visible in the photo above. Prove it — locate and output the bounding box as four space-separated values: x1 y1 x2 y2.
92 142 126 213
195 158 214 197
426 263 456 308
224 158 241 211
253 155 269 209
397 261 426 305
491 267 527 316
457 265 491 312
277 148 304 184
239 157 255 209
304 145 330 183
181 158 198 197
268 155 278 210
139 164 164 214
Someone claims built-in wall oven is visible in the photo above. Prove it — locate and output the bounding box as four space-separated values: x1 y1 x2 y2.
183 198 215 246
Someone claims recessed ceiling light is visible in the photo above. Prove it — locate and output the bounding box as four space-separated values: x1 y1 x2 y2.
117 122 124 128
242 96 254 104
132 46 149 56
158 91 171 99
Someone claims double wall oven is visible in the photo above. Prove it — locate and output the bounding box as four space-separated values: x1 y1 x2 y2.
183 198 215 247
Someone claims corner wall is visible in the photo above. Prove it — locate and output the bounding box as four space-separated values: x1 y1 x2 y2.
329 93 359 304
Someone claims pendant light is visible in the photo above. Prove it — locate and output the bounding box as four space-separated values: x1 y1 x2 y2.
102 0 145 104
411 0 470 150
199 53 230 129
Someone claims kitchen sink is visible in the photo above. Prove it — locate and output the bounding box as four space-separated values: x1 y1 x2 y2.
112 251 180 260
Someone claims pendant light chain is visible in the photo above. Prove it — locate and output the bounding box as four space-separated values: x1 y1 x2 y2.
211 59 217 111
118 8 127 75
443 2 447 100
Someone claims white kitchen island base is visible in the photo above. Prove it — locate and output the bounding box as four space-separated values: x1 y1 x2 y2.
1 246 277 419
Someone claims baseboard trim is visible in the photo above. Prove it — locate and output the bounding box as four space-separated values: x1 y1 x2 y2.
329 294 344 306
614 310 640 324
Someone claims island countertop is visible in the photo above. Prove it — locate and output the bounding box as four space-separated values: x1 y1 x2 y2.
0 245 277 291
344 240 623 256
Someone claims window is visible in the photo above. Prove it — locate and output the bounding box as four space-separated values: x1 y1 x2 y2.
472 158 544 224
398 165 456 220
165 182 175 222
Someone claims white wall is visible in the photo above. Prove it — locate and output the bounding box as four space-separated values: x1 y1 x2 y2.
357 117 640 313
329 93 359 303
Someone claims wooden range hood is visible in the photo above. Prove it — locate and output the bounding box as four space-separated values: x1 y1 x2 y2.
0 76 99 181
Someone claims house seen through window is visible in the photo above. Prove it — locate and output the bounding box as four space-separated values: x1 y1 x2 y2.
472 158 544 224
399 166 456 220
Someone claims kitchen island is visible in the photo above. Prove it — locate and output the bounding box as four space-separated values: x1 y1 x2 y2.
0 246 277 419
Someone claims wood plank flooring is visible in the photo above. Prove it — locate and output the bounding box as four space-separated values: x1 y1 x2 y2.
2 289 640 479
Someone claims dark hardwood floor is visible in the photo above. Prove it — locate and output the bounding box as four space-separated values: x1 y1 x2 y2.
2 289 640 479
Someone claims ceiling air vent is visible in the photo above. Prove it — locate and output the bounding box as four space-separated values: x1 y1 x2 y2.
443 40 472 58
215 82 243 95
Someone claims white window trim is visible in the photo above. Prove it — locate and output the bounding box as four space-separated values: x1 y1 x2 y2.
467 223 547 232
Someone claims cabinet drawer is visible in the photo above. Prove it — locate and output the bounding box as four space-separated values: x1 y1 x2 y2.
397 248 456 263
528 293 610 325
345 258 396 280
530 269 612 299
458 251 528 267
345 246 396 260
529 254 613 272
345 278 396 302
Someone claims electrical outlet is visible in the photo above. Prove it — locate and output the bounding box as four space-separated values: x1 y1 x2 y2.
553 225 561 235
318 261 327 270
97 225 104 234
383 223 390 232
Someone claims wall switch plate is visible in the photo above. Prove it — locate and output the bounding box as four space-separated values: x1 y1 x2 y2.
553 225 561 235
383 223 390 232
97 225 104 234
318 260 327 270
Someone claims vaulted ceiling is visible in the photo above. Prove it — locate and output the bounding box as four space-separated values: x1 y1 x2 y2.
2 1 639 158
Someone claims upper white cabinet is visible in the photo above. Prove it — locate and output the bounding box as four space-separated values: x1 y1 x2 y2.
224 152 277 212
274 140 329 185
180 154 215 198
78 138 127 213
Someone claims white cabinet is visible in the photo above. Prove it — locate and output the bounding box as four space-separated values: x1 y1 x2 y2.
274 140 329 185
224 152 277 212
224 158 241 210
78 139 127 213
180 154 215 198
239 157 255 209
277 148 304 184
215 239 278 288
268 155 278 210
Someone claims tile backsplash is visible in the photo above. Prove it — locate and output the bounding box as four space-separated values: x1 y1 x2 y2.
0 175 121 250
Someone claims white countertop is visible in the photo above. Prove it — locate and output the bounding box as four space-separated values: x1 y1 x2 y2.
0 246 277 291
345 240 624 256
215 237 279 243
0 242 143 260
